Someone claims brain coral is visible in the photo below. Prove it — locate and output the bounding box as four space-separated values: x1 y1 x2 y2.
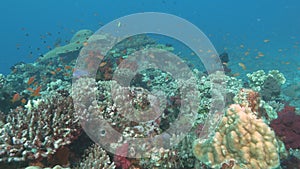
193 104 280 169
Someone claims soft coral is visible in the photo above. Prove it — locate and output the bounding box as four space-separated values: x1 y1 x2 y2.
270 105 300 149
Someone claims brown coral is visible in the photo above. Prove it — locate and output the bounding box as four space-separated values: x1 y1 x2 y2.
193 104 280 169
234 88 260 113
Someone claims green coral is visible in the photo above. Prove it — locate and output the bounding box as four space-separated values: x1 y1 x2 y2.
246 70 266 91
39 29 93 62
268 70 286 85
247 70 286 92
260 100 277 122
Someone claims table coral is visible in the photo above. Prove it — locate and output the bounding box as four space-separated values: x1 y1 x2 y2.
193 104 280 169
39 29 93 62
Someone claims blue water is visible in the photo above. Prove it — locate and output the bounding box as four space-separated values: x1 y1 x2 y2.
0 0 299 76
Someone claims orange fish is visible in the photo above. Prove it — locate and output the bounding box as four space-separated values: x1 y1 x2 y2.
258 52 264 57
238 63 246 70
99 62 107 67
21 98 27 104
27 76 35 85
31 86 41 97
12 93 21 103
56 68 62 72
83 42 88 46
33 82 39 86
50 71 56 75
65 65 71 70
232 73 240 77
27 87 34 92
63 73 70 76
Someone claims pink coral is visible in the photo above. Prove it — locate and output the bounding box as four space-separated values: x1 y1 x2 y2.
270 105 300 149
113 143 131 169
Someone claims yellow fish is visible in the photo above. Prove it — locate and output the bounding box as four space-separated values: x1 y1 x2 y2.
258 52 264 57
238 63 246 70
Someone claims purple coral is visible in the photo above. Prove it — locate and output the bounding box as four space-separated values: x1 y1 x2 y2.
270 105 300 149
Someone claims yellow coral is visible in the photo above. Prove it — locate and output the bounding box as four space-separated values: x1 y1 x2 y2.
193 104 280 169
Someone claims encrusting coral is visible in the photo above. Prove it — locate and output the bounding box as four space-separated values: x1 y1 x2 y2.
193 104 280 169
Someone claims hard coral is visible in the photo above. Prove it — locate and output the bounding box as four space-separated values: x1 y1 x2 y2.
75 144 115 169
270 105 300 149
0 93 81 164
193 104 280 169
234 88 260 113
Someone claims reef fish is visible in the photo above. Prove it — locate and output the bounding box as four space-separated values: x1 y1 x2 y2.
27 76 35 85
238 62 247 70
31 86 41 97
11 93 21 103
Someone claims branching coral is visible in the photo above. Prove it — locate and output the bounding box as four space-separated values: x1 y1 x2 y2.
75 144 115 169
246 70 286 92
193 104 280 169
0 92 81 163
233 88 278 122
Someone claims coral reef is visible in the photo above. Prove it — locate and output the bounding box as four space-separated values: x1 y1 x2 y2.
1 29 298 169
193 104 280 169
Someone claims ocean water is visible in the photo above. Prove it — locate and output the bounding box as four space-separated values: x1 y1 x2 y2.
0 0 300 169
1 0 299 76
